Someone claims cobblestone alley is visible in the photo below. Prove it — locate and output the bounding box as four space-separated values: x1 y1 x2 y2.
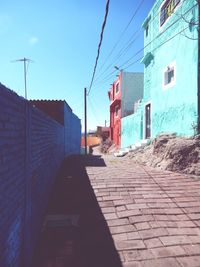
33 152 200 267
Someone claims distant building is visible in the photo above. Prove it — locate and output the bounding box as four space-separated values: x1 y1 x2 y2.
30 100 81 155
108 71 143 147
97 126 110 141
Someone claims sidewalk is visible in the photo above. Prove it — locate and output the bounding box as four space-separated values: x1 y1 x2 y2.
33 152 200 267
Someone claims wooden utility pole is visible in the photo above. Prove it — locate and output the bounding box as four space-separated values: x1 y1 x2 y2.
84 87 87 155
198 0 200 133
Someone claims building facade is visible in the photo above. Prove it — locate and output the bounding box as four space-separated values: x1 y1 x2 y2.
108 71 143 147
121 0 199 148
142 0 199 138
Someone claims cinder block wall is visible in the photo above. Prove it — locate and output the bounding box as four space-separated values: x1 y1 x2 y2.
0 84 66 267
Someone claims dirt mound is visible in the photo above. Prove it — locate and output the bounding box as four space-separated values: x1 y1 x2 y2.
129 134 200 176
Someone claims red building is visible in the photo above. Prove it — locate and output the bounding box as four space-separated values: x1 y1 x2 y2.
108 73 122 147
108 71 144 148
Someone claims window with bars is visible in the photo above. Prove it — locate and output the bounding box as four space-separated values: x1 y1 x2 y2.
160 0 181 27
163 61 176 89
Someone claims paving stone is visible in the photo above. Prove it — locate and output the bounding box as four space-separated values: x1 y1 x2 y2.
110 225 136 234
126 232 141 240
124 249 154 261
115 240 146 250
150 245 185 258
160 235 192 246
135 222 151 230
104 212 118 220
139 228 168 239
167 227 200 236
177 256 200 267
141 257 181 267
183 244 200 255
117 209 142 218
107 218 129 227
144 238 163 248
122 261 142 267
101 207 116 213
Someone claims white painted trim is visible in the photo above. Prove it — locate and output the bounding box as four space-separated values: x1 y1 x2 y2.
143 101 152 139
159 0 182 31
162 60 176 90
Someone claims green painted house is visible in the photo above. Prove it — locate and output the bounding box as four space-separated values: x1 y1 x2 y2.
121 0 199 148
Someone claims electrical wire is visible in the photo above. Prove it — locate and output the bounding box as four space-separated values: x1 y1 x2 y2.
87 0 110 96
97 0 145 73
93 0 191 85
93 2 198 87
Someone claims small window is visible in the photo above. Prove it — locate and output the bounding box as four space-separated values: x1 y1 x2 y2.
115 83 119 94
163 61 176 89
115 105 119 117
160 0 181 27
146 24 149 37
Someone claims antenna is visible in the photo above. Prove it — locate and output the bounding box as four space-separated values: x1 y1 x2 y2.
11 57 33 99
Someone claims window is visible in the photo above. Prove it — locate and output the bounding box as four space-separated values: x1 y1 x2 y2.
163 61 176 89
115 105 119 117
146 24 149 37
115 83 119 94
160 0 180 27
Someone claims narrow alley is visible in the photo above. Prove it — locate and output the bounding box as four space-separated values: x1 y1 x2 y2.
33 151 200 267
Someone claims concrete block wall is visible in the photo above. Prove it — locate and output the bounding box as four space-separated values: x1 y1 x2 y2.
63 103 81 155
121 107 143 148
70 112 81 155
0 85 26 267
0 83 81 267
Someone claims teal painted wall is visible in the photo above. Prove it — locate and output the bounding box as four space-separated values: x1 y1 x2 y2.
121 106 143 148
143 0 198 138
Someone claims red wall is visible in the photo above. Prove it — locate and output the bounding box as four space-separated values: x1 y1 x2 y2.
108 74 122 147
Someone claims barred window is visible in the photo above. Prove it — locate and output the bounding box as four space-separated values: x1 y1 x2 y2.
160 0 180 27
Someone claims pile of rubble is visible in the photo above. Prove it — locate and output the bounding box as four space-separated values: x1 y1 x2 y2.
129 133 200 176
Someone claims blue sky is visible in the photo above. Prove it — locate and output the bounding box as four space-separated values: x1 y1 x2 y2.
0 0 155 131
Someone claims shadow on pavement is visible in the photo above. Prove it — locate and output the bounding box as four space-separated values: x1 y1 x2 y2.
32 154 122 267
83 154 107 167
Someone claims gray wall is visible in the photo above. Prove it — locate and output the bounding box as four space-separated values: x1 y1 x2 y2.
121 72 144 118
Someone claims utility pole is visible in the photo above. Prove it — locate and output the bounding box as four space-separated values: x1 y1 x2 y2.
11 57 33 99
84 87 87 155
105 120 107 127
198 0 200 134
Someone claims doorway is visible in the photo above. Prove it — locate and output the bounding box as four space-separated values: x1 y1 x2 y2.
145 103 151 139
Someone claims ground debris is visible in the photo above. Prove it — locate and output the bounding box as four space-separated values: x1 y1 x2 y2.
129 134 200 176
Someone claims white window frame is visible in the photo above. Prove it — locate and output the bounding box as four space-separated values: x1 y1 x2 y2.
162 61 176 90
159 0 181 30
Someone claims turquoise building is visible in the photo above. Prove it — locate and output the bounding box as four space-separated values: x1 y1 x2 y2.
121 0 199 148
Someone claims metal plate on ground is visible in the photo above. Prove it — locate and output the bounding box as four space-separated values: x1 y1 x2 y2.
44 214 80 228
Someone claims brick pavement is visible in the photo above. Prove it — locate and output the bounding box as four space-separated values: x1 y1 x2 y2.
33 152 200 267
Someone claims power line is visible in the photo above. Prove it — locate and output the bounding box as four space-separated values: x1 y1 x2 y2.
119 3 198 69
96 0 145 75
93 0 191 85
93 2 198 87
94 28 143 84
87 0 110 96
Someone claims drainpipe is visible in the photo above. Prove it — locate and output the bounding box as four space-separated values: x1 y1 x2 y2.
198 0 200 134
